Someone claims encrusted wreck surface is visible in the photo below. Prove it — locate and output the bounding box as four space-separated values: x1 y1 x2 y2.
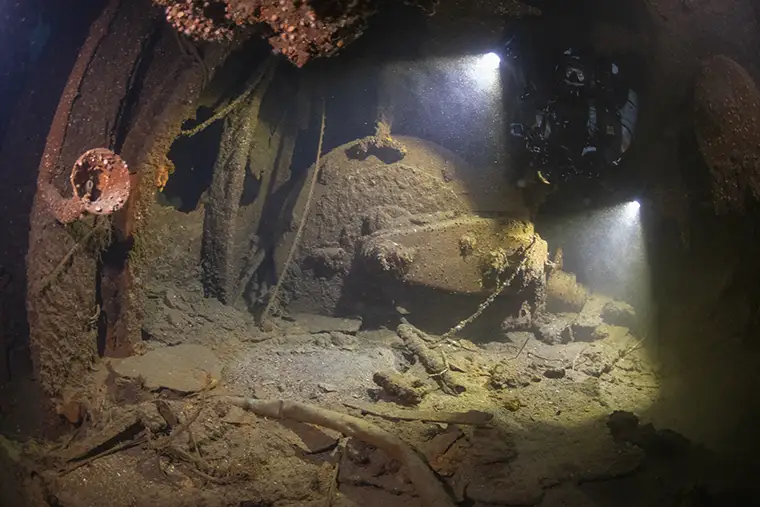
1 306 732 507
201 62 276 304
153 0 438 67
25 0 223 394
694 55 760 213
277 134 530 320
359 216 547 295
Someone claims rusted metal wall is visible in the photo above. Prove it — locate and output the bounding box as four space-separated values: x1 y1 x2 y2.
25 0 218 395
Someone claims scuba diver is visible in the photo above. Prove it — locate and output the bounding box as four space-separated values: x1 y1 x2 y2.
501 23 640 206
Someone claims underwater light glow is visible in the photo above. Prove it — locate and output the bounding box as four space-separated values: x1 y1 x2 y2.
467 52 502 90
538 200 655 417
480 52 501 70
622 199 641 225
412 53 504 162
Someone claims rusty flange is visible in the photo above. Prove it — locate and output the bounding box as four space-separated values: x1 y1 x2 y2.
70 148 131 216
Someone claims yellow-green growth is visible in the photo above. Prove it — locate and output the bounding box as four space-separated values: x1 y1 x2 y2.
479 247 509 289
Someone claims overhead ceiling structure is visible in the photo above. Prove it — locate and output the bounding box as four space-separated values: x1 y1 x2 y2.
152 0 438 66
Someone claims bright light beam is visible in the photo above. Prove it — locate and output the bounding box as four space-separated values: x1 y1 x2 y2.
536 200 655 421
480 52 501 70
622 200 641 225
468 52 502 89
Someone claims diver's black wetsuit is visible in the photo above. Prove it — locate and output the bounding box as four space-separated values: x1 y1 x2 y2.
502 20 639 193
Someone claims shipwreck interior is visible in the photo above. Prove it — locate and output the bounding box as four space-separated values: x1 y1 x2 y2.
2 0 760 505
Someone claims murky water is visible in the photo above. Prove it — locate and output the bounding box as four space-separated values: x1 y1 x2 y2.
2 1 760 505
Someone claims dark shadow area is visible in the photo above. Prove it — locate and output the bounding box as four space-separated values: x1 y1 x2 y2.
160 108 223 211
638 199 760 467
335 266 527 340
160 37 273 212
112 22 165 154
304 2 425 155
238 169 262 207
0 0 107 388
96 235 134 358
250 93 323 299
